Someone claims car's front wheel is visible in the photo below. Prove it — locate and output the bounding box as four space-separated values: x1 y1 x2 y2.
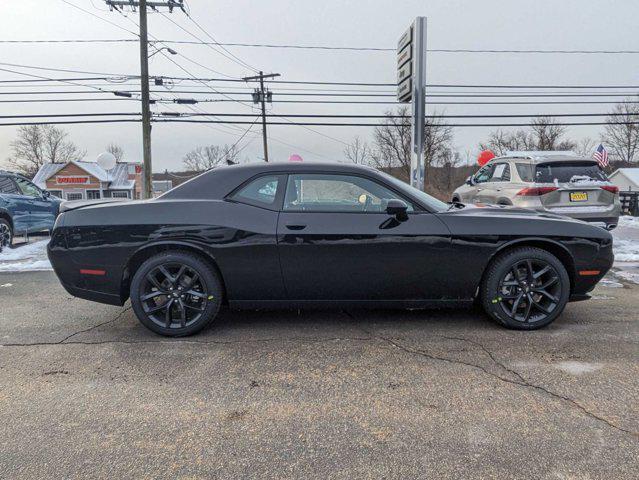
481 247 570 330
0 219 13 253
130 251 223 336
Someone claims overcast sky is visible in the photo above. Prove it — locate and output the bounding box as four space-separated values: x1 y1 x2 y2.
1 0 638 172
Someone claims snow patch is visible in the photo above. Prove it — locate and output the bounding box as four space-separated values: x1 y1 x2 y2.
599 277 623 288
618 216 639 229
0 283 13 288
0 240 52 272
613 238 639 262
554 361 602 375
614 269 639 285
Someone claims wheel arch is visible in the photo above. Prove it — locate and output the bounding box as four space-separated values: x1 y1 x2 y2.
478 237 576 297
0 209 13 230
121 240 228 304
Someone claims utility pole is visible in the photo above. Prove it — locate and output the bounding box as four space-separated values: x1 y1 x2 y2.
243 72 280 162
105 0 184 198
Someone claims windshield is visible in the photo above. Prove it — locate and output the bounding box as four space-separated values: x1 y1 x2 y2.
378 171 449 212
533 162 608 184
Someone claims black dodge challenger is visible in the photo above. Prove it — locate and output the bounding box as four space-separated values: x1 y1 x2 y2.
48 162 613 336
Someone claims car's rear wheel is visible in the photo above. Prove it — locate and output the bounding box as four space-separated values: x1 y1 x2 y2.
130 251 223 337
481 247 570 330
0 219 12 253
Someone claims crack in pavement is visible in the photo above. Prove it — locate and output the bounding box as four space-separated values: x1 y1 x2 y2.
344 312 637 439
1 334 372 348
58 306 133 344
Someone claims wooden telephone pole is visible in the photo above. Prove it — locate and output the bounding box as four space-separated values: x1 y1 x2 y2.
243 72 280 162
105 0 184 198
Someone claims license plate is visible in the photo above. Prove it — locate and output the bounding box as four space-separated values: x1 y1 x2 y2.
570 192 588 202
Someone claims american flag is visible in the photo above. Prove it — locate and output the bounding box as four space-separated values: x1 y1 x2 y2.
593 143 609 167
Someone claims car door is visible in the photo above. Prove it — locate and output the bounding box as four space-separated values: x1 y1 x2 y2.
0 175 30 234
478 162 510 204
276 173 452 302
13 177 55 232
473 164 496 203
461 164 493 203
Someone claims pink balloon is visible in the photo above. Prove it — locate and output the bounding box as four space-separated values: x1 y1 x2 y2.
289 154 303 162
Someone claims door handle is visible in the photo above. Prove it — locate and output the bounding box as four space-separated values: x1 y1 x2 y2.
285 224 306 231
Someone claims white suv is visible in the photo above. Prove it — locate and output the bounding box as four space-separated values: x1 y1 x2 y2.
452 152 621 230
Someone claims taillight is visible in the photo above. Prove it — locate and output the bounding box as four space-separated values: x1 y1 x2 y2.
601 185 619 194
517 187 558 196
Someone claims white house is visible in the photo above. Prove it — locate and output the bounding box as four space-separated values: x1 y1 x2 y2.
609 168 639 192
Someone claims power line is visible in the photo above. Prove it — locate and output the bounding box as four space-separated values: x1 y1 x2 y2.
59 0 139 37
3 38 639 55
159 11 257 73
153 119 639 127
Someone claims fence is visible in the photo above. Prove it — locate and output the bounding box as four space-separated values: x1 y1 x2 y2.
620 191 639 216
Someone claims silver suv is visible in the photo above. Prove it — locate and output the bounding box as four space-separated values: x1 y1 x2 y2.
452 152 621 229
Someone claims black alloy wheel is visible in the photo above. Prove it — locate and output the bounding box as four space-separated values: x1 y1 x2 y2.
130 251 223 336
482 247 570 330
0 219 12 253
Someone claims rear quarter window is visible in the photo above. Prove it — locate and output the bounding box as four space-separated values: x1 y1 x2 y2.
230 175 282 208
0 176 20 195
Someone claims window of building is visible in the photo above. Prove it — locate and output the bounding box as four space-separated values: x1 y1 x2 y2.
111 191 130 199
87 190 101 200
66 192 84 201
14 177 42 197
48 190 63 199
230 175 281 208
0 176 20 195
284 174 413 213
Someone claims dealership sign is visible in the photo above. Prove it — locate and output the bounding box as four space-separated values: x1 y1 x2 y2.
397 25 413 103
56 176 91 185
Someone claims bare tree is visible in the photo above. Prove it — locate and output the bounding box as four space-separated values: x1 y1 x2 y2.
106 143 125 162
343 136 372 165
182 144 239 171
371 106 453 182
602 101 639 163
6 125 85 177
530 116 576 151
574 137 596 157
479 116 576 155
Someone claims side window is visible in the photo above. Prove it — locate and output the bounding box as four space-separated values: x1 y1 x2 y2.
0 176 20 195
490 163 510 182
474 165 494 184
14 178 41 197
283 174 413 213
515 163 534 182
231 175 281 208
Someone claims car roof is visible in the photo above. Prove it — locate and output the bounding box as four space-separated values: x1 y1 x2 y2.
489 154 597 165
160 161 382 201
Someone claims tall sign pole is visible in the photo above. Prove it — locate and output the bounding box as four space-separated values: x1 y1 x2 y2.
397 17 427 191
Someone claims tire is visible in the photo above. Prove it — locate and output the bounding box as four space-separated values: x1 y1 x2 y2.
481 247 570 330
0 218 13 253
130 251 223 337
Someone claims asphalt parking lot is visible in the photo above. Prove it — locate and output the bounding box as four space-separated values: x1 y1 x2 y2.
0 271 637 479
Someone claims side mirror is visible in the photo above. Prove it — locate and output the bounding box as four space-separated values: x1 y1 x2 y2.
42 190 51 199
466 176 475 186
385 199 409 221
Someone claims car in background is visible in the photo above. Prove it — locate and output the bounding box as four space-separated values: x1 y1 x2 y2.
0 170 62 252
452 152 621 230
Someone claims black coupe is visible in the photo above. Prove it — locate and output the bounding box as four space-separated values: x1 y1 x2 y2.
48 162 613 336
